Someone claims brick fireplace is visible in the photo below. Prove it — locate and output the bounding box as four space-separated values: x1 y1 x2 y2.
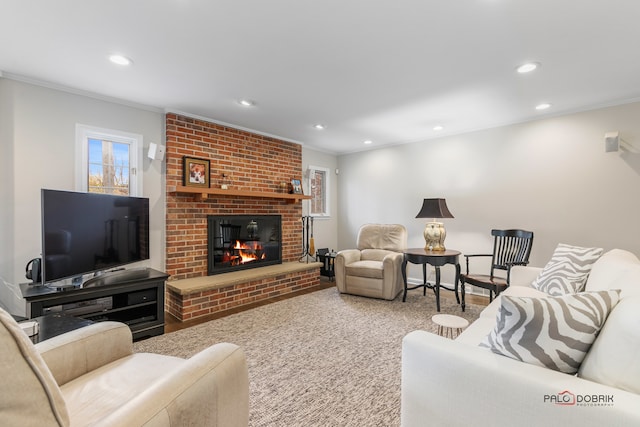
164 113 321 321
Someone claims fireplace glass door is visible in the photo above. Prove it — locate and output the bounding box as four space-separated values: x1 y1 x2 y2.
207 215 282 275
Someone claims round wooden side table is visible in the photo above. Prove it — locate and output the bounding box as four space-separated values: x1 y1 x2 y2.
432 314 469 339
401 248 462 312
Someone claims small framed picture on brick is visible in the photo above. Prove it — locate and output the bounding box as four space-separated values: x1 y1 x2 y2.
183 156 210 188
290 178 303 194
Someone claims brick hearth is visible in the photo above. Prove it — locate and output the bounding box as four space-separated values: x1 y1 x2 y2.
165 262 321 321
164 113 320 321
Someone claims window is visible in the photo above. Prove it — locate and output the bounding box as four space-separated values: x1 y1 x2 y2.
76 124 142 196
308 165 330 217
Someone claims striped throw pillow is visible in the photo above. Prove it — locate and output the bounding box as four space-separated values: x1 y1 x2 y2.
480 290 620 374
531 244 603 295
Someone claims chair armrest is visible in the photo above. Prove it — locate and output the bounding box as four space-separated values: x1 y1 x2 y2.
507 261 529 267
401 330 640 427
336 249 361 265
382 252 404 277
382 251 404 268
383 251 404 261
335 250 362 292
463 254 493 258
509 265 543 287
462 253 493 274
36 322 133 386
94 343 249 427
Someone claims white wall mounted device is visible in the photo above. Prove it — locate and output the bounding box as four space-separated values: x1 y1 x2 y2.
605 131 640 154
147 142 166 160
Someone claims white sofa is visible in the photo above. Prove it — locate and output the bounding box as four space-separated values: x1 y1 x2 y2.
401 249 640 427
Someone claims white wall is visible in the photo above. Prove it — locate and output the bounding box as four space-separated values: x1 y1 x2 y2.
302 147 339 254
0 78 165 316
337 102 640 287
4 76 640 310
0 78 17 313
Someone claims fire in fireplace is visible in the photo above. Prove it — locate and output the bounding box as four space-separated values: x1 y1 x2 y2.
207 215 282 275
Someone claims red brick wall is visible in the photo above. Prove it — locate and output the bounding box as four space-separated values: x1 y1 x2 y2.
166 268 319 321
165 113 304 281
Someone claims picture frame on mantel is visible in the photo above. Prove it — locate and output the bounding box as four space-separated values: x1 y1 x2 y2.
291 178 303 194
183 156 210 188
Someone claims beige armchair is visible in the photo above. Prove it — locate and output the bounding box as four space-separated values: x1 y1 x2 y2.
335 223 408 300
0 308 249 427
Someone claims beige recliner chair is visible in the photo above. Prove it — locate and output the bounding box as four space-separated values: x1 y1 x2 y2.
0 307 249 427
335 223 407 300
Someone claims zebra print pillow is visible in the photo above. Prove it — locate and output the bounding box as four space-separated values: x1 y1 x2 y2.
480 290 620 374
530 244 603 295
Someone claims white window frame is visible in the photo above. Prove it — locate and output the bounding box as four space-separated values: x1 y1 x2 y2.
307 165 330 218
75 124 143 196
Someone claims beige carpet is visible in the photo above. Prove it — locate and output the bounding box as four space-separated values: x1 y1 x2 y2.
134 286 483 426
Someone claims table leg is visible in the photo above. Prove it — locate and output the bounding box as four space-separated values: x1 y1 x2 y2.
422 264 427 296
454 263 461 305
402 255 408 302
434 266 441 312
460 273 466 313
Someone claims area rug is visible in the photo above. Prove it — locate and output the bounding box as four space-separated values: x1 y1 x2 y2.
133 286 483 426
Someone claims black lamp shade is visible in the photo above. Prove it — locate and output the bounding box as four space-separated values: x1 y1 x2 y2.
415 198 454 219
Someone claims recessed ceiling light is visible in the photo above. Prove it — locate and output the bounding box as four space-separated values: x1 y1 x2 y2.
239 99 255 107
517 62 539 73
314 124 326 130
363 140 373 145
433 125 444 131
109 54 132 66
535 103 551 110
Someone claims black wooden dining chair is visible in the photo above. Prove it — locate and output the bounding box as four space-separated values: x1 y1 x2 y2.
460 229 534 303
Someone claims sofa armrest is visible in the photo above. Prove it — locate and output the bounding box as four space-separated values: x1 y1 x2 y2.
509 265 542 287
335 250 362 292
382 251 404 266
380 251 405 300
382 251 404 279
336 249 361 264
93 343 249 427
36 322 133 386
401 331 640 427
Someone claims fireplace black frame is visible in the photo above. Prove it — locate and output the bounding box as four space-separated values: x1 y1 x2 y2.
207 214 282 275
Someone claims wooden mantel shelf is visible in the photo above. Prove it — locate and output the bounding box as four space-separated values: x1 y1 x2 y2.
168 185 312 203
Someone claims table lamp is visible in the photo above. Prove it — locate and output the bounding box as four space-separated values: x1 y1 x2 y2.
415 198 454 251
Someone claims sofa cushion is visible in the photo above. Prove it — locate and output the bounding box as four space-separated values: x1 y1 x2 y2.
455 316 498 346
478 285 548 320
346 260 384 279
361 249 394 262
464 286 549 345
530 243 603 295
585 249 640 298
0 308 70 426
357 223 407 252
578 296 640 394
61 353 184 424
607 265 640 298
480 290 620 374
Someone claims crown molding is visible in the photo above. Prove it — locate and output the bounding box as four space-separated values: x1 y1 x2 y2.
165 108 305 147
0 71 163 114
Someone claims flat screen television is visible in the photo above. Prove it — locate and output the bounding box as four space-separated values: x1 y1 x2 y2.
41 189 150 286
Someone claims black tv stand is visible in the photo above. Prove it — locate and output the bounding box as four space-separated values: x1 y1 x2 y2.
20 268 169 340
